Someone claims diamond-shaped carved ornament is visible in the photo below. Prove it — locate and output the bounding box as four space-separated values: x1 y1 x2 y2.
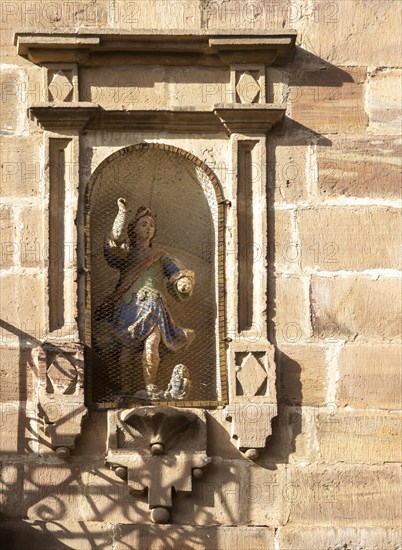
47 355 77 394
236 353 267 396
236 72 260 104
48 70 73 102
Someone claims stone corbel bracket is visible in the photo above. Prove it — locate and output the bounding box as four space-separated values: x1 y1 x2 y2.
33 343 88 458
225 342 278 460
106 407 210 524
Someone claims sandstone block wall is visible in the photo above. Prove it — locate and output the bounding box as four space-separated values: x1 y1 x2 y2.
1 1 401 549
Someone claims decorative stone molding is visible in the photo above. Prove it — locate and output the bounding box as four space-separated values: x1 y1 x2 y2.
34 343 88 458
15 32 296 67
16 28 297 504
235 71 261 104
28 103 286 133
106 407 209 523
45 63 78 102
225 342 277 458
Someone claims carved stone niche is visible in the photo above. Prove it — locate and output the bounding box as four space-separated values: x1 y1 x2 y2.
106 407 209 524
16 30 297 512
33 343 88 458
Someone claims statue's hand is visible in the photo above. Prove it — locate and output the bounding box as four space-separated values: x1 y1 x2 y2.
176 276 192 294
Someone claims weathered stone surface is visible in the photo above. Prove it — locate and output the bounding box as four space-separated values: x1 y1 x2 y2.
267 140 308 204
108 0 202 32
0 401 39 454
0 275 45 344
338 344 402 410
270 276 310 343
80 66 230 109
261 405 320 465
202 410 242 460
299 207 401 270
2 0 401 68
0 460 148 521
317 135 402 199
0 68 28 135
248 404 286 464
116 525 275 550
72 411 107 456
0 405 23 454
174 458 286 526
1 458 287 527
0 520 113 550
368 69 402 134
20 207 44 268
271 209 294 273
311 276 401 342
38 395 88 450
225 401 277 450
279 526 402 550
318 411 402 464
0 347 35 401
277 345 327 406
0 1 109 54
287 463 401 525
1 1 401 541
0 207 15 268
290 67 367 134
297 0 402 67
106 408 208 510
201 0 309 34
0 136 42 196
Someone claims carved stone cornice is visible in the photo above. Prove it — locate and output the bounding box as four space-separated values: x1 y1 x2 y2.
15 31 296 67
28 103 286 134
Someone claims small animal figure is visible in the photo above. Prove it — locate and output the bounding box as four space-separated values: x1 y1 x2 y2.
164 364 191 400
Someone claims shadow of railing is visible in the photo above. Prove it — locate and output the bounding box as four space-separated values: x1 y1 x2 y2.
0 44 353 545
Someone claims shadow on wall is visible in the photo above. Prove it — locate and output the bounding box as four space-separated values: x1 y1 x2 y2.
262 46 350 467
0 46 354 542
0 322 218 548
0 320 54 462
0 522 72 550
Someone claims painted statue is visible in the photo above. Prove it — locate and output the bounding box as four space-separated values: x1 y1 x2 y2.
99 198 195 400
164 364 191 400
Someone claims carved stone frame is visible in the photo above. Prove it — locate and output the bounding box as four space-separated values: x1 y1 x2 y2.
84 142 228 409
16 30 296 519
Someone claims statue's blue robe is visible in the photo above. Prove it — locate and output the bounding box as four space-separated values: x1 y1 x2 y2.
104 245 190 350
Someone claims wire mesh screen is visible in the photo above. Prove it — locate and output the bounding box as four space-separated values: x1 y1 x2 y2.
85 144 224 407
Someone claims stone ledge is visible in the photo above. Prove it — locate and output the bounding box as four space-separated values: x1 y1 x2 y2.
28 103 286 133
15 31 296 67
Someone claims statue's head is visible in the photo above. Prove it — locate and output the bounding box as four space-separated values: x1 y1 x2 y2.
172 364 189 378
128 206 156 244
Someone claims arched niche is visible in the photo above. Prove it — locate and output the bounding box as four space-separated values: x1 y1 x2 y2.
84 143 226 407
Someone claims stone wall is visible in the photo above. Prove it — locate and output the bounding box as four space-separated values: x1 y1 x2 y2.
1 1 401 549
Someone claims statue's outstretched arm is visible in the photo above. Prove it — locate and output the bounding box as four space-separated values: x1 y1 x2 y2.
104 197 130 269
